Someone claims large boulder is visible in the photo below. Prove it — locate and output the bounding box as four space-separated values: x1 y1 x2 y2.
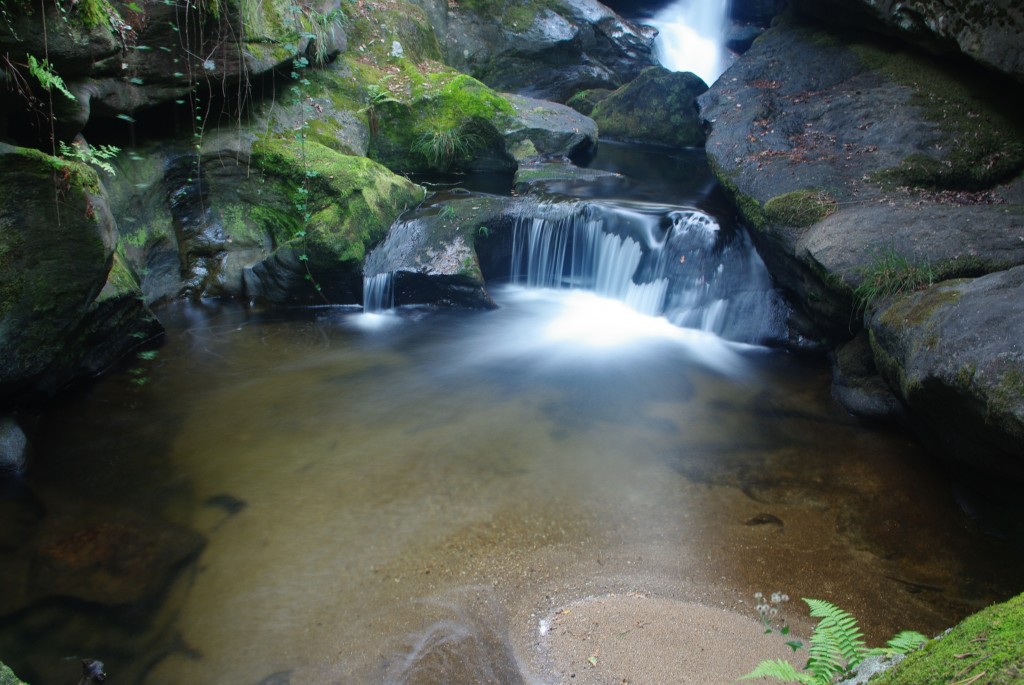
698 16 1024 340
791 0 1024 83
0 144 159 406
869 267 1024 480
432 0 657 101
590 65 708 147
502 94 598 162
699 14 1024 478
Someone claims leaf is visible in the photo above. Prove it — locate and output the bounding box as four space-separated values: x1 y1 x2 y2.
739 659 820 685
127 2 143 11
116 113 136 123
587 655 598 666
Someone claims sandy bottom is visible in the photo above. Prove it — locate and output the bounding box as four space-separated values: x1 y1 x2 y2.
534 594 802 684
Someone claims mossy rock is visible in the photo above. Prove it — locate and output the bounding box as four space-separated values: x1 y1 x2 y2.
368 70 517 173
565 88 613 116
590 66 708 148
0 144 115 402
764 188 838 227
855 42 1024 191
245 136 425 304
873 592 1024 684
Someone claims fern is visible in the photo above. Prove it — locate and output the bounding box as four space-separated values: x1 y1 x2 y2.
869 630 928 657
740 599 926 685
740 659 820 685
59 141 121 177
27 55 76 101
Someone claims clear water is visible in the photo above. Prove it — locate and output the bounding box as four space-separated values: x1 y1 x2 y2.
1 292 1020 684
1 144 1021 684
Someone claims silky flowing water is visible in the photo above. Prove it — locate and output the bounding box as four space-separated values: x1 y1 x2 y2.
2 145 1022 685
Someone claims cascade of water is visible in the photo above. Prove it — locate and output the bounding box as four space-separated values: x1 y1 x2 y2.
507 199 789 344
650 0 732 85
363 272 395 312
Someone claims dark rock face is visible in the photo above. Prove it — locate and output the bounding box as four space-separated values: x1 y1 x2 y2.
502 94 599 161
869 267 1024 479
436 0 657 101
0 415 28 477
590 65 708 147
791 0 1024 83
0 145 159 406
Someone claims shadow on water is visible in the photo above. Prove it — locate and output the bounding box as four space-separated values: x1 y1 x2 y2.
1 144 1023 684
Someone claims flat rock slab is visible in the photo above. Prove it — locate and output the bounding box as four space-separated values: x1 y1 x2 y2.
536 594 802 684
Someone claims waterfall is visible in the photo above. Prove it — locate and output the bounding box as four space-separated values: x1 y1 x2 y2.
363 272 395 313
649 0 731 85
506 200 788 344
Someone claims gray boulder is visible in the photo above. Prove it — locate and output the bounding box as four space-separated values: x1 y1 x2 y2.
791 0 1024 83
869 267 1024 479
590 65 708 147
434 0 657 101
502 94 598 162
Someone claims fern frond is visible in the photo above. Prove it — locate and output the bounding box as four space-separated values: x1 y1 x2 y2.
867 630 928 657
805 623 849 683
804 598 866 669
739 658 822 684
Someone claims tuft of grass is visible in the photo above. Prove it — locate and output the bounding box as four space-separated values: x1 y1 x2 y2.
412 122 483 172
763 189 838 227
854 247 935 313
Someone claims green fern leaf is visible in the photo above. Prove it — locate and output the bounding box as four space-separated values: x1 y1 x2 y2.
739 658 821 684
868 630 928 657
804 598 866 669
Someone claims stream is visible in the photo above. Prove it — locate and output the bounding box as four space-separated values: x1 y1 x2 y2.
1 142 1022 685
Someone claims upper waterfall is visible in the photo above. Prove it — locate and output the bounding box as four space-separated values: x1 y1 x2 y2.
649 0 732 85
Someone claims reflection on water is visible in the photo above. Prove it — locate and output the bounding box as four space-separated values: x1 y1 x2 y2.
1 290 1021 684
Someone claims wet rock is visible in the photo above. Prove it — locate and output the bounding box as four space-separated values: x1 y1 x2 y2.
869 267 1024 480
502 94 598 162
591 66 708 147
0 416 28 477
831 331 904 422
512 157 625 196
364 193 513 309
731 0 789 26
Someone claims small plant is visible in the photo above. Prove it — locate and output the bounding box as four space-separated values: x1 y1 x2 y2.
27 54 76 101
740 598 927 685
412 122 483 172
59 140 121 177
755 591 803 652
439 205 457 220
854 247 935 313
477 225 491 238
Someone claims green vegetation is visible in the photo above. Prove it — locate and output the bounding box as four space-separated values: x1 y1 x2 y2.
0 659 28 685
855 42 1024 190
854 247 936 314
59 141 119 177
412 122 484 172
873 592 1024 685
742 598 926 685
763 189 837 227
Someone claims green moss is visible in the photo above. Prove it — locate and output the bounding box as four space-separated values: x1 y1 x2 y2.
369 71 515 172
763 188 838 227
854 42 1024 190
874 592 1024 685
877 283 960 329
0 660 28 685
991 365 1024 416
343 0 441 65
456 0 557 30
708 156 767 230
252 136 424 262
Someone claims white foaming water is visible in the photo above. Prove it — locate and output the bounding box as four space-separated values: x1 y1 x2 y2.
650 0 732 85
